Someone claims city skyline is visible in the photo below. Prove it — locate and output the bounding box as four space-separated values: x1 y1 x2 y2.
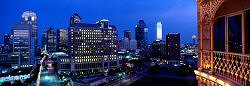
0 0 197 44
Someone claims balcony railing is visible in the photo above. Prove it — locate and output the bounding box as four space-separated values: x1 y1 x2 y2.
195 50 250 86
213 51 250 86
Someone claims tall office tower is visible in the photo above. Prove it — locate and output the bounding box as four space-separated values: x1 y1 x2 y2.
12 23 32 66
3 34 13 53
42 27 56 53
192 35 196 45
156 21 162 41
166 33 180 60
124 30 132 40
118 40 123 49
135 20 148 50
57 28 68 53
69 15 119 75
151 40 166 59
21 11 38 54
122 37 130 50
70 13 82 27
42 29 47 51
129 40 137 50
97 19 119 72
4 34 12 46
121 38 137 50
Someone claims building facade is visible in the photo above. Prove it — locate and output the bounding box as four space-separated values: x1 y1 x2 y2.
156 21 162 41
42 27 56 53
124 30 132 40
129 40 137 50
151 40 166 59
135 20 148 50
69 14 120 75
0 53 20 67
51 52 71 73
4 34 12 46
21 11 38 55
12 23 32 66
195 0 250 86
3 34 13 54
121 37 130 50
166 33 180 60
57 28 68 53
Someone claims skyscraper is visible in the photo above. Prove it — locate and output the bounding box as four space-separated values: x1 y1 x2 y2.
12 23 32 66
121 37 130 50
70 13 82 27
156 21 162 41
21 11 38 55
121 38 137 50
57 28 68 53
4 34 12 46
118 40 123 49
151 40 166 59
42 27 56 53
69 14 119 75
192 35 196 45
129 40 137 50
42 29 47 50
124 30 132 40
166 33 180 60
135 20 148 50
3 34 13 53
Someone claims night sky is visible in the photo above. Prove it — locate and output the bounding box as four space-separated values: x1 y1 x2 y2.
0 0 197 45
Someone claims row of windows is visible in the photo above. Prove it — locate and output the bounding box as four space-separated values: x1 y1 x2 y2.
60 64 70 69
78 29 102 32
75 63 102 69
74 37 103 40
214 10 250 53
60 59 70 63
75 58 102 62
75 56 102 59
74 55 117 58
73 57 118 61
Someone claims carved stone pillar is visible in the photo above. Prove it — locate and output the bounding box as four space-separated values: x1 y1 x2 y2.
197 2 203 71
210 18 215 74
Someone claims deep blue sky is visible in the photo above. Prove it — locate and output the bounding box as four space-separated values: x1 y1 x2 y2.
0 0 197 45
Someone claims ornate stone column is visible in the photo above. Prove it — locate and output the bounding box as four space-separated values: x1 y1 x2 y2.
197 0 203 71
210 18 215 74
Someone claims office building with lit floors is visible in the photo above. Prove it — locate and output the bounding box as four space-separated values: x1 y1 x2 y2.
195 0 250 86
69 14 120 75
22 11 38 56
135 20 148 50
42 27 57 53
166 33 180 60
12 23 32 66
57 28 68 53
